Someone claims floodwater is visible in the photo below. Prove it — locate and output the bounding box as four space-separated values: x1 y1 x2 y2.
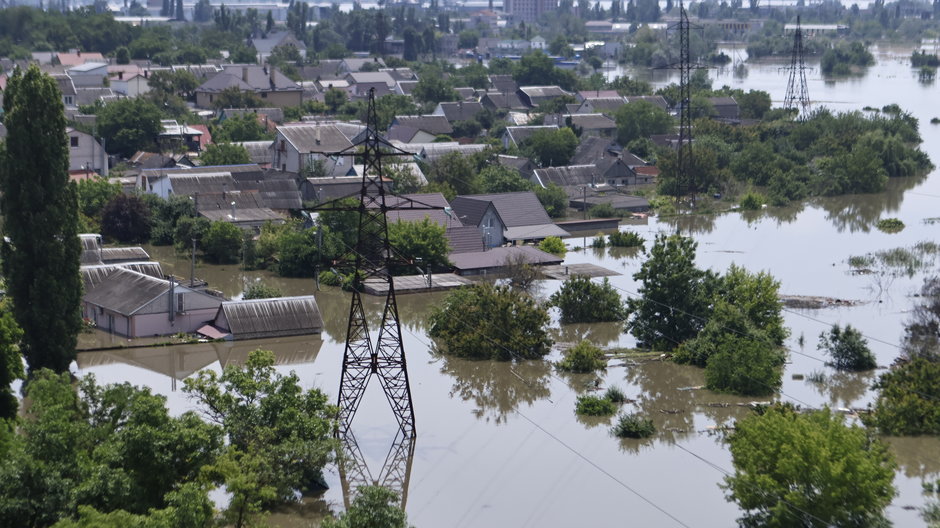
75 45 940 527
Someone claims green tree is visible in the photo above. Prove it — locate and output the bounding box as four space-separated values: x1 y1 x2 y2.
76 177 122 219
479 165 532 193
388 218 450 275
704 334 784 396
556 340 606 373
538 236 566 257
242 282 283 300
0 65 83 374
369 95 419 131
0 300 23 422
214 113 272 142
428 283 552 360
535 183 568 218
324 88 348 113
96 98 163 158
736 89 771 119
523 127 578 167
100 194 153 243
626 234 713 350
50 483 213 528
114 46 130 65
412 68 458 105
550 275 625 324
184 349 338 523
200 142 251 166
426 151 481 196
202 221 243 264
614 100 673 145
211 87 263 111
818 324 876 371
321 486 409 528
724 404 896 528
868 358 940 435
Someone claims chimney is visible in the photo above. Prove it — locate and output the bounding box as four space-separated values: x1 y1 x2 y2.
315 126 321 145
77 50 82 57
269 66 275 88
167 276 175 323
118 71 123 80
242 66 248 83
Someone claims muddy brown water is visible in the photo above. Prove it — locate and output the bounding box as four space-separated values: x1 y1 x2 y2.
74 45 940 527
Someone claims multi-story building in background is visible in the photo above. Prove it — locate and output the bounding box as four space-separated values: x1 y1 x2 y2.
504 0 556 23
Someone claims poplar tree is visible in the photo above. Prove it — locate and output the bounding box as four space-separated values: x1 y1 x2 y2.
0 65 82 374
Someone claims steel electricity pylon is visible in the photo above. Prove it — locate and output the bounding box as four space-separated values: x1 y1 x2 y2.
784 15 811 117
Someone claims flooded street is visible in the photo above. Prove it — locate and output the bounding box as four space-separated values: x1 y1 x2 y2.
77 45 940 527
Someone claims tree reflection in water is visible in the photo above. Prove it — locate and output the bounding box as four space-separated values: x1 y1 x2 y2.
551 322 623 349
436 354 552 424
817 174 925 233
805 369 875 409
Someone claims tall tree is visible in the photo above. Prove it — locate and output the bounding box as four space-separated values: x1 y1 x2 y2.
0 66 82 374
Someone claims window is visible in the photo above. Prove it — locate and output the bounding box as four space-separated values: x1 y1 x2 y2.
177 293 184 313
261 92 268 99
64 96 73 105
70 136 79 148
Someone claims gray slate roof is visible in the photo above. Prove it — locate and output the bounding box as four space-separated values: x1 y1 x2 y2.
81 262 165 291
83 268 170 316
384 193 455 227
446 226 485 254
532 165 599 187
449 246 563 272
437 101 485 123
101 247 151 263
215 296 323 340
451 191 553 228
277 123 355 153
392 115 454 135
570 136 621 166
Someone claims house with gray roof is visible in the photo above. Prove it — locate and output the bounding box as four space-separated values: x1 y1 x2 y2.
570 136 621 166
502 125 558 149
624 95 670 111
708 96 741 120
251 30 307 64
531 158 638 188
207 296 323 340
339 57 386 73
82 268 223 338
543 113 617 137
433 101 485 123
450 191 568 246
517 86 573 108
576 96 626 115
480 91 529 112
449 245 563 275
195 65 302 108
271 123 355 175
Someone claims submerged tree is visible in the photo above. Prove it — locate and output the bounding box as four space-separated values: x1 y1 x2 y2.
0 65 83 374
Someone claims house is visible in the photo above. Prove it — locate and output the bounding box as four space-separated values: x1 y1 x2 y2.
251 30 307 64
159 120 205 152
433 101 486 124
480 91 529 112
270 123 355 174
67 62 109 88
449 245 563 275
502 125 558 149
75 87 118 107
82 268 224 338
52 74 78 108
346 71 397 91
195 65 302 108
570 136 621 166
576 96 626 115
625 95 670 111
531 158 639 188
517 86 572 108
450 191 568 246
488 75 518 94
55 51 106 67
235 140 275 166
708 96 741 120
383 192 456 227
575 90 621 102
529 36 547 50
388 115 454 143
67 128 108 176
338 57 386 73
543 113 617 137
110 72 151 97
207 296 323 340
496 154 537 179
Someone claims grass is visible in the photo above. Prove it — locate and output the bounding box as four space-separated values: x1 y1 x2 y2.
604 385 627 404
575 395 617 416
848 241 940 277
875 218 905 233
611 412 656 439
806 370 828 384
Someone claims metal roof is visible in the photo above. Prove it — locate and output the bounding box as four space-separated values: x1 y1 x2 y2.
446 226 485 254
83 268 170 316
449 246 563 272
215 296 323 340
452 191 553 228
81 262 165 291
100 247 151 263
392 115 454 135
277 123 354 154
504 224 569 241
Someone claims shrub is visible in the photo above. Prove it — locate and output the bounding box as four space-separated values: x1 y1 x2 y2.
318 270 343 287
242 282 282 300
556 340 606 372
591 233 607 248
202 221 243 264
608 230 644 248
868 357 940 435
876 218 905 233
705 336 784 396
611 412 655 438
588 202 618 219
604 385 627 403
575 395 616 416
818 324 877 371
738 191 764 211
550 275 625 324
538 236 566 257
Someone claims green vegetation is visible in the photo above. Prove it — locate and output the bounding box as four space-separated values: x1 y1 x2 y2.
523 128 579 168
242 282 283 300
704 334 784 396
876 217 905 232
95 98 163 158
821 41 875 75
556 340 607 372
535 184 569 218
607 230 644 248
591 233 607 248
575 395 617 416
202 221 243 264
76 177 122 232
428 283 552 360
724 404 895 528
538 236 567 258
550 276 625 324
868 358 940 435
614 100 673 146
388 218 451 274
849 241 940 277
818 324 877 371
902 277 940 361
321 486 409 528
0 300 23 423
101 194 152 243
738 191 764 210
604 385 627 404
611 412 655 439
200 142 251 166
0 65 82 374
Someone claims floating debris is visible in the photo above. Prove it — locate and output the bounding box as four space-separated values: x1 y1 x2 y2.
780 295 864 309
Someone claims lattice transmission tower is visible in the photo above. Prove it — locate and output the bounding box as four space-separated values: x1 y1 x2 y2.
784 15 811 117
663 0 702 207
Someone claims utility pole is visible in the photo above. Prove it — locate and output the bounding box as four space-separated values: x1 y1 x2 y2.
784 15 811 117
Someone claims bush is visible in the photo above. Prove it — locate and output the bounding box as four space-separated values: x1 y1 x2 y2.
588 202 617 218
428 283 552 360
575 395 616 416
604 385 627 403
242 282 282 300
818 324 877 371
202 222 243 264
538 236 566 257
100 194 152 243
591 233 607 248
608 230 644 248
556 340 606 372
738 191 764 210
318 270 343 287
868 358 940 435
611 412 655 438
876 218 905 233
550 275 625 324
705 335 784 396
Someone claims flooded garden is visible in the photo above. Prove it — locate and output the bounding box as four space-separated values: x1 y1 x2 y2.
76 45 940 527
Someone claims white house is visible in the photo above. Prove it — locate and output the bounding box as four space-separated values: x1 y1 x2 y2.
110 72 151 97
67 62 108 88
67 127 108 176
530 36 547 50
270 123 354 175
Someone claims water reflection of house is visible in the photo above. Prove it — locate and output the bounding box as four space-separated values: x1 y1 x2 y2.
82 268 224 338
